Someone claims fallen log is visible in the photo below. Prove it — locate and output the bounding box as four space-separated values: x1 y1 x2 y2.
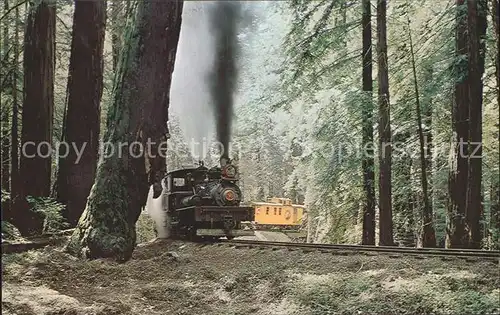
2 234 71 254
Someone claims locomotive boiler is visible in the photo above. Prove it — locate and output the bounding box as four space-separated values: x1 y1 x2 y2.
162 157 254 240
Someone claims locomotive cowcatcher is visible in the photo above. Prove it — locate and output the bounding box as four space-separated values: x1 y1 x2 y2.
162 157 255 240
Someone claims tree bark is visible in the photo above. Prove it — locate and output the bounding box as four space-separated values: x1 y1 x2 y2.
10 4 19 214
422 65 435 245
447 0 469 248
66 0 183 261
393 131 416 247
111 0 122 71
376 0 394 246
361 0 375 245
54 0 107 227
407 17 436 247
20 0 55 198
465 0 487 249
12 0 55 236
490 0 499 250
1 0 10 192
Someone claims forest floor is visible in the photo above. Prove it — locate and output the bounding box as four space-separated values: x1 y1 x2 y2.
2 235 499 315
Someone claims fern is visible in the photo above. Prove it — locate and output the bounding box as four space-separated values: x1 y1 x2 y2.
26 196 68 233
1 189 10 203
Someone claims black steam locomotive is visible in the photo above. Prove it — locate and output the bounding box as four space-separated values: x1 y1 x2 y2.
162 157 254 240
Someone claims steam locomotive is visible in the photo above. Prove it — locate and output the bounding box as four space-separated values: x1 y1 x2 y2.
162 157 255 240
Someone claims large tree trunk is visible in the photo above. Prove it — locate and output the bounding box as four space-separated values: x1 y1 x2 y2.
361 0 375 245
9 5 21 225
489 0 499 250
14 0 55 235
422 65 435 245
376 0 394 246
110 0 132 72
55 0 107 227
393 131 416 247
110 0 124 71
465 0 487 249
1 116 10 192
20 0 55 198
66 0 183 261
1 0 10 192
447 0 469 248
407 17 436 247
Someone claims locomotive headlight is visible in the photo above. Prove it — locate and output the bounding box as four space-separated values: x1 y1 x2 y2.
224 189 236 201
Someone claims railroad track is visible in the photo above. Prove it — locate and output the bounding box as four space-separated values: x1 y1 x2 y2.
3 232 499 263
218 239 500 262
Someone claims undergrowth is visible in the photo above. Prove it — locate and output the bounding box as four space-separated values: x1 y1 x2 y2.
26 196 68 233
2 191 69 237
287 271 500 315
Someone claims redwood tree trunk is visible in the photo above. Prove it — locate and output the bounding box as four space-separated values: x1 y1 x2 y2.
361 0 376 245
1 0 10 192
10 5 20 222
490 0 499 250
422 65 435 245
14 0 55 235
111 0 122 71
447 0 469 248
55 0 107 227
407 17 436 247
1 107 10 192
20 0 55 198
393 131 415 247
465 0 487 249
66 0 183 261
376 0 394 246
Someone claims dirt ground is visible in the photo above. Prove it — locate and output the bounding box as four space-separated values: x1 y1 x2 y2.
2 239 499 315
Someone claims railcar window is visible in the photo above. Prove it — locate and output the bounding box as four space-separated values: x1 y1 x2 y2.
279 208 282 215
173 178 185 186
274 207 277 215
266 207 269 215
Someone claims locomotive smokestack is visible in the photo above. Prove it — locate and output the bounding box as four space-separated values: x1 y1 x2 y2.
207 1 241 161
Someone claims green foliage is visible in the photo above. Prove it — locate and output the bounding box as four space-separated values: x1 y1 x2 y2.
26 195 68 233
232 2 295 203
261 0 368 242
1 221 21 241
261 0 500 246
166 114 195 171
1 189 10 202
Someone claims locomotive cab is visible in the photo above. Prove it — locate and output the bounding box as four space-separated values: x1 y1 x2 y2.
164 160 254 240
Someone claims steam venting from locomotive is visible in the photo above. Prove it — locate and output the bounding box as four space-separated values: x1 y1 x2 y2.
207 1 242 160
145 180 169 238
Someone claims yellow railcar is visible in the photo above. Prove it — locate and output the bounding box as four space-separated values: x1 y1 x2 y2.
250 197 306 230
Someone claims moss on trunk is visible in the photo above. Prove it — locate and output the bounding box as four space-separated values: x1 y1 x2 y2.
66 0 183 261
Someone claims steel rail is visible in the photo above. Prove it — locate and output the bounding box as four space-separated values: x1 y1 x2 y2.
219 239 500 260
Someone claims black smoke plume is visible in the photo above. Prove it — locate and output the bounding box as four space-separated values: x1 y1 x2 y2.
207 1 242 161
